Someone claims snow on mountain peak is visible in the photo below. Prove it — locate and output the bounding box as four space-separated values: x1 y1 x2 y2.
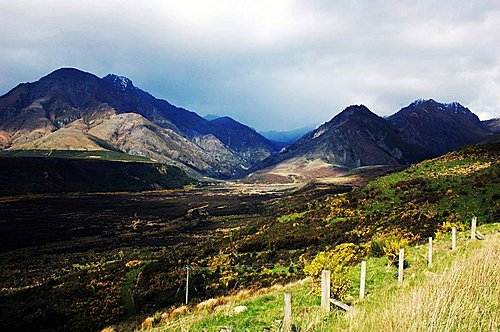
103 74 135 91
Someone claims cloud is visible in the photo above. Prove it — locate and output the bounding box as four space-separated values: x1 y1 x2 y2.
0 0 499 130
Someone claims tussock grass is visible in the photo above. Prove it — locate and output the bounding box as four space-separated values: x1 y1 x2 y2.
344 233 500 332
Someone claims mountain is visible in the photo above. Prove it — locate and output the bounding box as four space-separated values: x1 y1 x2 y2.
482 118 500 133
249 100 493 182
0 68 277 178
203 114 222 121
259 105 424 168
208 116 276 164
388 99 491 158
260 125 316 147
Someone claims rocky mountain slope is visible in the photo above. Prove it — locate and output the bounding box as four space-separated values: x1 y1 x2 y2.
251 100 494 182
388 99 491 158
0 68 277 178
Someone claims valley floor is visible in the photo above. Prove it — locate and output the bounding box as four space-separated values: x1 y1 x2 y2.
0 181 347 331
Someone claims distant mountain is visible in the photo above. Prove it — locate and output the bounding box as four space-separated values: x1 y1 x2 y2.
388 99 491 159
260 125 316 147
204 114 222 121
482 118 500 133
0 68 277 178
250 100 493 182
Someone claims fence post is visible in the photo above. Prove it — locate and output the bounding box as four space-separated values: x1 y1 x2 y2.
471 216 477 240
283 292 292 332
398 248 404 283
185 265 190 304
452 227 457 250
428 237 433 267
359 260 366 300
321 270 331 312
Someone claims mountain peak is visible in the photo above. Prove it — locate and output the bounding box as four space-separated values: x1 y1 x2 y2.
41 67 96 81
342 104 372 115
211 116 257 132
102 74 135 91
330 104 378 124
409 98 435 107
406 99 472 115
389 99 489 158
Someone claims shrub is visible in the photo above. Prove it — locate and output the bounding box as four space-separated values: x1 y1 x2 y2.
302 243 363 299
125 260 144 269
435 214 466 238
370 231 413 265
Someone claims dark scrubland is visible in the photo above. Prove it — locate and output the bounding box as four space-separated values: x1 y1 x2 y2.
0 143 498 331
0 181 349 331
0 151 195 196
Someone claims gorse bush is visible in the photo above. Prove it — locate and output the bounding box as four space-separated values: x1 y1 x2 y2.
370 230 415 265
435 215 466 238
302 243 364 299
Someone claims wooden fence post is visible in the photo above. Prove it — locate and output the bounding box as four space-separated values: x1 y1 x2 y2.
428 237 433 267
398 248 404 283
185 265 190 304
283 292 292 332
321 270 331 312
359 261 366 300
452 227 457 250
471 216 477 240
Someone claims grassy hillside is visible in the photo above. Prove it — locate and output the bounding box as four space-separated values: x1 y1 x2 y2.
0 153 195 195
136 223 500 331
233 143 498 262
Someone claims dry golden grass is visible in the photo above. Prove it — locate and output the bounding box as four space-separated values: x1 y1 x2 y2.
345 233 500 332
141 317 155 330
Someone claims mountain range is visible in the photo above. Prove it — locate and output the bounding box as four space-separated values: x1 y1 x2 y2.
0 68 276 179
0 68 497 183
249 100 495 182
259 125 316 147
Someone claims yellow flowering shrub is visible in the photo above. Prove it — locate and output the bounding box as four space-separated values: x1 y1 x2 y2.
302 243 363 300
370 230 416 265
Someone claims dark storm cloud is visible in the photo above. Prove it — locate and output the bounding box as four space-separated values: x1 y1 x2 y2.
1 0 499 130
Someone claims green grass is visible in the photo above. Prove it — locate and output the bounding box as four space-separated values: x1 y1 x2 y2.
330 143 499 241
277 211 308 223
154 281 323 332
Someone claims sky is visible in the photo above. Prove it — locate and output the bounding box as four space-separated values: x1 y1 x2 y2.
1 1 499 131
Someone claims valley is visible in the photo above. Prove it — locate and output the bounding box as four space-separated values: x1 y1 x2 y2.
0 69 498 332
0 181 348 331
1 3 499 330
1 142 498 331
